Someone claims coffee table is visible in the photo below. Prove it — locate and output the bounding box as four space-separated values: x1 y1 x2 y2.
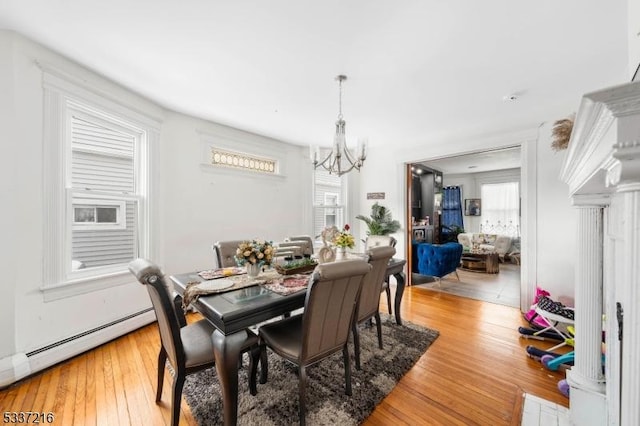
460 251 499 274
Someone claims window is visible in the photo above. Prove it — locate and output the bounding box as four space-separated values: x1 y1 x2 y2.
72 198 125 230
313 170 345 241
480 182 520 237
43 71 159 299
67 110 140 269
323 193 339 227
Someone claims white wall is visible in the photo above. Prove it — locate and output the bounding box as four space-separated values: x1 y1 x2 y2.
629 0 640 79
0 31 310 381
0 32 17 360
160 112 312 274
535 122 576 304
355 152 406 255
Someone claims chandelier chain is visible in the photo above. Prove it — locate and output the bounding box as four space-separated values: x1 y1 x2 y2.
338 77 343 120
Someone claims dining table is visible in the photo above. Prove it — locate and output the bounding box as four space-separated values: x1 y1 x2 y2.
170 257 406 426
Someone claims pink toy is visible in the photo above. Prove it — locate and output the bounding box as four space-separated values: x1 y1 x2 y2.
524 287 552 329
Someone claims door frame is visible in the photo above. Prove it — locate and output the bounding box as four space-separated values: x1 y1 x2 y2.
404 140 537 313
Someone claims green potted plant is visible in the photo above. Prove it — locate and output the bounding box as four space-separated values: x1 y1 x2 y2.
356 202 401 236
441 224 465 243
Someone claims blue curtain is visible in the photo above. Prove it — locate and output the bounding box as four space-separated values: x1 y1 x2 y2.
441 186 463 238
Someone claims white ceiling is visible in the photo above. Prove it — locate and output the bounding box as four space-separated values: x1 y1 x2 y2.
0 0 629 150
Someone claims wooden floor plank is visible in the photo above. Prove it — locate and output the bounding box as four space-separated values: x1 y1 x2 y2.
52 363 71 425
83 350 97 426
108 342 130 425
0 283 568 425
73 352 88 425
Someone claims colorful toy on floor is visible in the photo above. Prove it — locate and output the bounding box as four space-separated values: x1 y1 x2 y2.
558 379 570 397
541 352 575 371
525 297 575 352
523 286 552 329
519 326 566 341
525 345 574 367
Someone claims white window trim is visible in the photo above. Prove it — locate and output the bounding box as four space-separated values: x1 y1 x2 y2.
42 70 160 301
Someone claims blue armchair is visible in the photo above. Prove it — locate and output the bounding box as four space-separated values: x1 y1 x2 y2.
413 242 463 283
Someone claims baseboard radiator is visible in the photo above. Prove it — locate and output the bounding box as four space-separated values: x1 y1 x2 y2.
0 308 155 388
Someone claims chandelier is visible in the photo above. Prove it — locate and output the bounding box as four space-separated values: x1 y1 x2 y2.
312 75 366 176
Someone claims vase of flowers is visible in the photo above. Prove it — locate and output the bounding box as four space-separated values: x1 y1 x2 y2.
234 239 274 278
333 224 355 261
245 263 261 278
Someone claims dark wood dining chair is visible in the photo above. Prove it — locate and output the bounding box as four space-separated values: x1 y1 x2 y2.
128 258 260 426
253 259 372 426
352 245 396 370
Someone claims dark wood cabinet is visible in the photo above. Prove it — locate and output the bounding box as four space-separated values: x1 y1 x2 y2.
410 167 443 244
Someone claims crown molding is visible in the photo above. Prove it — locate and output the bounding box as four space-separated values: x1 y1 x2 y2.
560 81 640 195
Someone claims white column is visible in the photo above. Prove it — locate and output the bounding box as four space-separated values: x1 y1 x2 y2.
608 141 640 426
618 186 640 426
573 207 605 384
566 199 607 426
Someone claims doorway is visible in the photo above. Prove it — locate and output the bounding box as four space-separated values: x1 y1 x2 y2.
406 146 526 308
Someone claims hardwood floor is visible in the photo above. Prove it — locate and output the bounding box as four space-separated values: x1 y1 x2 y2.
0 287 568 425
413 263 521 308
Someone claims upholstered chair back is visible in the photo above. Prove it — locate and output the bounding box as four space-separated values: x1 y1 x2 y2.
128 258 184 369
301 259 371 364
286 235 314 256
213 240 245 267
493 235 513 256
275 242 304 258
457 233 472 249
364 235 397 250
357 246 396 322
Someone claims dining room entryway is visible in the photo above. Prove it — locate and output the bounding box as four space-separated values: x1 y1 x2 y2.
412 262 521 308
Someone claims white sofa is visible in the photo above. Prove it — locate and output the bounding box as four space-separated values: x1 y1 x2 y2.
457 233 513 260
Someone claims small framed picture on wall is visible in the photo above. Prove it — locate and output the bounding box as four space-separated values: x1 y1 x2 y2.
465 198 481 216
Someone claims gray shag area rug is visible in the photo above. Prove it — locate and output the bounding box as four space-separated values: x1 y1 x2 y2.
183 314 439 425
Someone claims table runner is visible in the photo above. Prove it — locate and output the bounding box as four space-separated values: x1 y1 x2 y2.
262 274 309 295
197 266 245 280
182 269 309 308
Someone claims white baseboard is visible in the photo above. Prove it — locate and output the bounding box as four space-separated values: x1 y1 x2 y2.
0 309 155 388
0 353 30 388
